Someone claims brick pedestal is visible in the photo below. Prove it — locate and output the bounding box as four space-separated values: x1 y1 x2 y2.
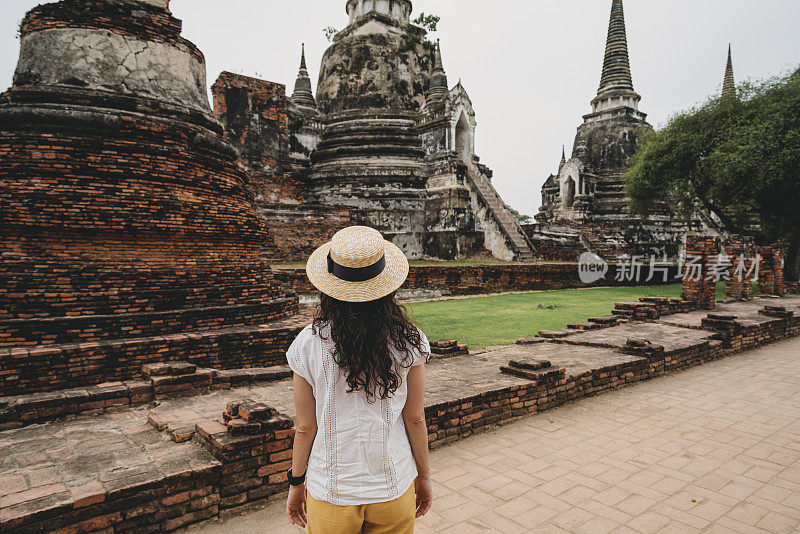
682 235 718 310
725 235 755 301
759 245 786 297
701 313 741 349
194 401 294 513
430 340 469 358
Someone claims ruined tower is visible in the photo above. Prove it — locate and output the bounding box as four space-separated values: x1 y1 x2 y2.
309 0 430 257
0 0 297 395
416 40 537 261
530 0 719 259
540 0 652 222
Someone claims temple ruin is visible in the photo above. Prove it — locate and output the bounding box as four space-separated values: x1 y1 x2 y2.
212 0 537 262
1 1 799 532
0 0 302 396
530 0 726 261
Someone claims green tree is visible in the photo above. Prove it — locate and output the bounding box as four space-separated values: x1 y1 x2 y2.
412 12 440 33
625 69 800 280
506 205 533 225
323 26 338 42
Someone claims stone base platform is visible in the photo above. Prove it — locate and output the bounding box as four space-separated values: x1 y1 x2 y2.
0 308 315 398
1 297 799 532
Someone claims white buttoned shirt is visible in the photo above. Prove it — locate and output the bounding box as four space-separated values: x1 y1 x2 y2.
286 323 429 505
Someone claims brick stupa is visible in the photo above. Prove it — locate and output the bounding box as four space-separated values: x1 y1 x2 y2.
0 0 297 396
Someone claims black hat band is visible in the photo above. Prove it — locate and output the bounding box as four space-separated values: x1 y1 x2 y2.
327 252 386 282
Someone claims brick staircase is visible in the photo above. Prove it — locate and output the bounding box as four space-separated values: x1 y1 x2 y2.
466 167 537 262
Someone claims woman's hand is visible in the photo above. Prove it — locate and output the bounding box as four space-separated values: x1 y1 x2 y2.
414 476 433 518
286 484 307 528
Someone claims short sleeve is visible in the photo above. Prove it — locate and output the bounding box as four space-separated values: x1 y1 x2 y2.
286 325 314 386
411 328 430 367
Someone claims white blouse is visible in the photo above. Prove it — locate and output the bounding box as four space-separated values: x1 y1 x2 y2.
286 323 429 506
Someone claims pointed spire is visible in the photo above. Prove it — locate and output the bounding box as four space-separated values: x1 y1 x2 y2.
598 0 634 95
559 145 566 172
590 0 642 115
434 39 444 71
291 43 317 114
722 44 736 97
426 39 449 106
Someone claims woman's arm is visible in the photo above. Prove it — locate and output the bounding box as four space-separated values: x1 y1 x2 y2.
286 373 317 528
290 373 317 474
403 364 433 517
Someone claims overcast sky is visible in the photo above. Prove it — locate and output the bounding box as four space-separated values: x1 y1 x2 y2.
2 1 799 216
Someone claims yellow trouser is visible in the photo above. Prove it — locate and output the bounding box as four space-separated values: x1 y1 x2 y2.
306 483 415 534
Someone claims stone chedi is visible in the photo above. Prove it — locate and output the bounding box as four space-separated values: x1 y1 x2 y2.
212 0 536 261
310 0 429 257
538 0 651 222
532 0 720 260
0 0 297 396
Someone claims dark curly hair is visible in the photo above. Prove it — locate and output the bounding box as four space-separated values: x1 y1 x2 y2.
313 293 427 401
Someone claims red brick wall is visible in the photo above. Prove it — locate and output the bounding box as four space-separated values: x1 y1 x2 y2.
210 72 351 262
0 7 297 397
265 207 352 262
274 262 682 295
211 72 303 204
0 114 295 335
0 235 284 323
194 402 294 511
0 116 263 238
212 73 288 130
0 307 302 397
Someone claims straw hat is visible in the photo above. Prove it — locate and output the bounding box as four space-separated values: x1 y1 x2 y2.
306 226 410 303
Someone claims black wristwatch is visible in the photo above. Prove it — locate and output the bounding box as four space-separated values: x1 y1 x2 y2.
287 468 306 487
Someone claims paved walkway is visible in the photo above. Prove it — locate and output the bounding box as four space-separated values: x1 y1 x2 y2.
187 336 800 534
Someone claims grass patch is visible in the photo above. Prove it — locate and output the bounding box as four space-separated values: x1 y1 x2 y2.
405 283 730 350
404 259 512 267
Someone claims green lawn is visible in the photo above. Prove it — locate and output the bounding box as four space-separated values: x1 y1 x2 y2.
405 283 730 349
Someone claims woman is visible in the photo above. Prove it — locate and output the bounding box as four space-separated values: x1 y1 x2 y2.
285 226 433 533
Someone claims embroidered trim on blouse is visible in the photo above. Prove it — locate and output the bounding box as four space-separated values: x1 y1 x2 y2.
321 338 339 503
381 396 400 499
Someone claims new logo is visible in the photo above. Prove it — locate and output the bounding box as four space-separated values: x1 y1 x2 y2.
578 252 608 284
